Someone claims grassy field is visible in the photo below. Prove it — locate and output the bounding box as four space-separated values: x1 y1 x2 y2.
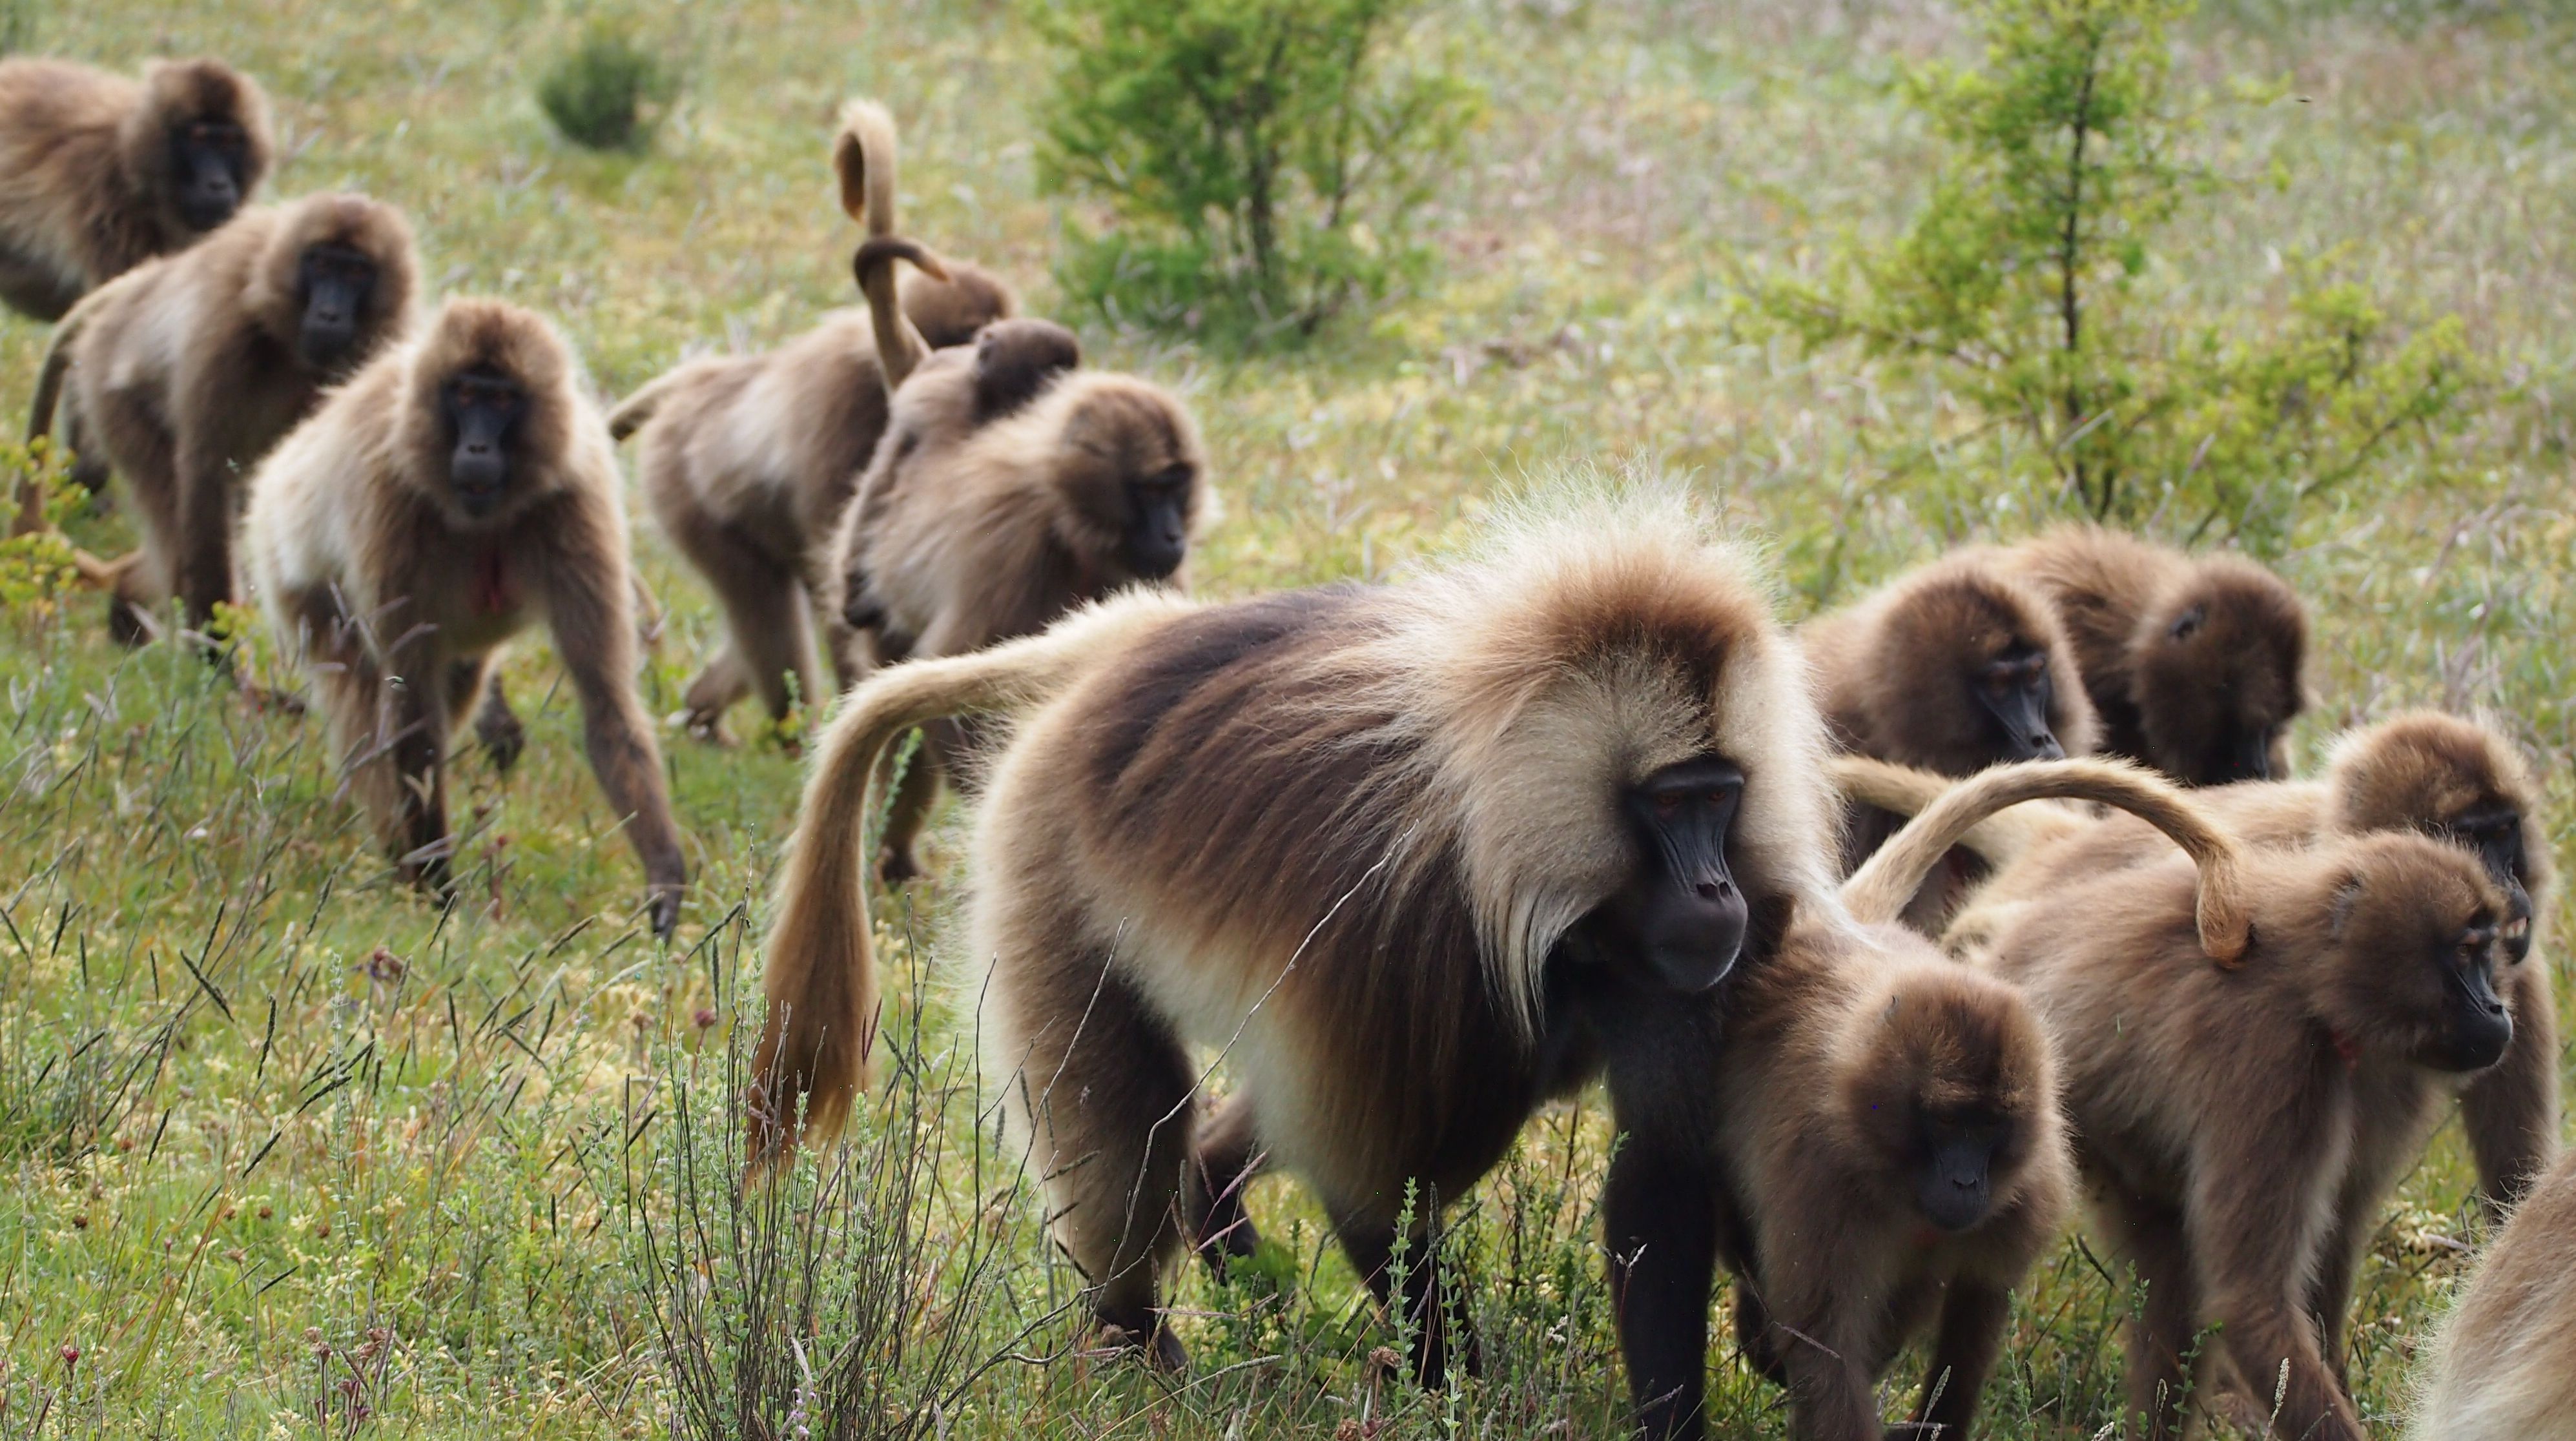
2 0 2573 1435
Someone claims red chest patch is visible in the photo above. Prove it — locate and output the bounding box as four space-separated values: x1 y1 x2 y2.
474 547 513 615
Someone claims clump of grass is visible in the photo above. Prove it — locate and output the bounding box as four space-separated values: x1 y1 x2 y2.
537 25 674 153
625 917 1055 1441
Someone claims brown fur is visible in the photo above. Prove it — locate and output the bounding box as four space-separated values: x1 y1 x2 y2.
1804 553 2103 926
1804 557 2100 775
2407 1148 2576 1441
822 262 1202 881
753 492 1842 1375
26 192 418 639
241 298 686 935
612 99 1018 737
1994 526 2308 785
0 57 272 320
1857 711 2562 1218
1983 826 2516 1440
1839 754 2255 963
1707 923 2070 1441
1653 758 2234 1438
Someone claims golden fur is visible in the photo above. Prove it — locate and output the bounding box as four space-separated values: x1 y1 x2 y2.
2407 1148 2576 1441
756 490 1842 1371
242 298 686 932
0 56 272 319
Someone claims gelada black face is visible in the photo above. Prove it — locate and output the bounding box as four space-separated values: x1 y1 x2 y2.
2427 920 2513 1073
1976 644 2063 762
442 366 525 518
2452 805 2535 962
1622 755 1751 992
2210 722 2276 786
170 119 248 230
1915 1112 2007 1232
294 242 378 368
1122 466 1192 579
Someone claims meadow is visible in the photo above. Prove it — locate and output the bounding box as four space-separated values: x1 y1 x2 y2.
1 0 2573 1435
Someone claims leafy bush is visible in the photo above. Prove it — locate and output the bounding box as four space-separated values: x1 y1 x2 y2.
537 25 674 153
0 439 85 627
1746 0 2479 550
1028 0 1481 348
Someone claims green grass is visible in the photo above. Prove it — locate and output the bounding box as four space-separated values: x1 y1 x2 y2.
1 0 2571 1435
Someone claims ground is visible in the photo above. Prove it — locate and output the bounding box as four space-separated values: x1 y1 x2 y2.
0 0 2570 1435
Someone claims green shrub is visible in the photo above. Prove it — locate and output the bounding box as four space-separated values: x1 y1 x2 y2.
1027 0 1481 349
537 25 674 153
1744 0 2480 551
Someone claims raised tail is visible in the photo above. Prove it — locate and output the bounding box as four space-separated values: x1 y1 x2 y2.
1828 754 2086 867
832 97 940 391
1840 757 2255 965
852 234 943 392
832 98 900 233
749 592 1189 1161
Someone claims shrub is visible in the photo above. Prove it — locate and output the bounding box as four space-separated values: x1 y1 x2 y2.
0 439 83 627
537 25 674 154
1745 0 2480 551
1028 0 1481 348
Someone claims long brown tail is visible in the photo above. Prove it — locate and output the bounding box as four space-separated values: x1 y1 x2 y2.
1829 754 2088 866
749 593 1188 1162
833 98 899 233
1840 757 2255 965
16 285 108 536
833 97 940 391
852 237 942 392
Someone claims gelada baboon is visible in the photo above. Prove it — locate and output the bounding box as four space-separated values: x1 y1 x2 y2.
25 191 418 642
1640 756 2250 1441
2213 712 2559 1216
757 490 1840 1382
241 298 687 937
2406 1147 2576 1441
0 56 272 320
1844 708 2561 1216
1993 525 2307 785
608 99 1023 739
819 232 1194 882
1191 755 2244 1438
1801 552 2100 925
1975 813 2515 1439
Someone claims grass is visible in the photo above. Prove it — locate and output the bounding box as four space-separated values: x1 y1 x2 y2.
1 0 2571 1435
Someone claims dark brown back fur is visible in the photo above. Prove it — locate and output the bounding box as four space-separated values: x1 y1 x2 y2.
2001 527 2307 785
1806 557 2099 775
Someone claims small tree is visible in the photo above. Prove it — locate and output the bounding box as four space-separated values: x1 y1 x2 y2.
537 25 674 154
1027 0 1480 347
1750 0 2476 547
